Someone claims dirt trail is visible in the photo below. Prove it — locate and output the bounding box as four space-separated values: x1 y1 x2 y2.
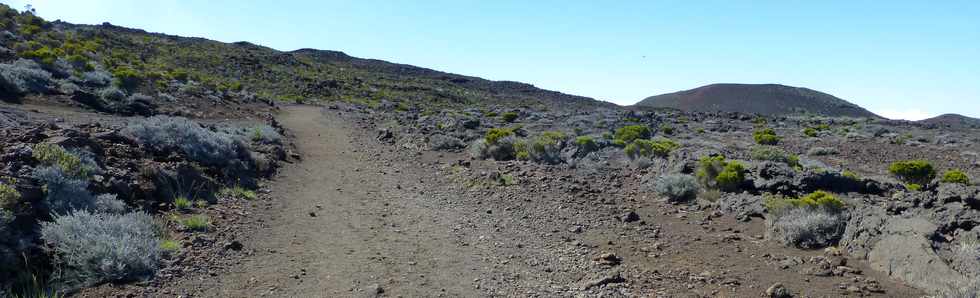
204 105 482 297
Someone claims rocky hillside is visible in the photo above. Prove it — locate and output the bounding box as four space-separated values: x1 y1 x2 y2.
920 114 980 129
0 5 611 112
635 83 880 118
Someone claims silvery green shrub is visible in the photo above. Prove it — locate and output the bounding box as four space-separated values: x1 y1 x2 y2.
654 174 699 203
125 116 246 166
41 210 161 289
769 207 845 249
0 59 52 97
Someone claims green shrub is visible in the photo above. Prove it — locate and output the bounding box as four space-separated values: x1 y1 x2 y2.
803 127 818 138
514 141 530 160
888 160 936 185
696 155 726 188
160 239 180 252
765 191 845 215
0 182 20 209
529 131 566 164
716 161 746 191
220 186 257 200
614 125 651 144
32 144 97 178
625 138 678 159
484 127 514 144
906 183 923 191
941 170 971 185
173 196 191 209
501 112 519 123
19 46 57 65
842 170 860 181
750 146 799 168
696 155 745 191
575 136 596 148
111 66 143 90
753 128 781 145
484 111 498 117
660 124 675 135
180 215 210 231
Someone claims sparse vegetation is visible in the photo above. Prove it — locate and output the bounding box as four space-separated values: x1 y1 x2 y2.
613 125 651 145
180 215 211 231
501 112 519 123
0 59 52 100
41 210 161 288
529 131 566 164
696 155 745 192
654 174 699 203
753 128 781 145
625 138 679 159
765 191 846 249
220 186 257 200
750 146 800 168
173 196 191 210
888 160 936 185
941 170 971 185
125 116 246 167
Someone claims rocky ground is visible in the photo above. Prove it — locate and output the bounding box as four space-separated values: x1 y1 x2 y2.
60 101 978 298
3 97 980 297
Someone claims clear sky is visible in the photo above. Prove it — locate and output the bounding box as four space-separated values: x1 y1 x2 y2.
5 0 979 120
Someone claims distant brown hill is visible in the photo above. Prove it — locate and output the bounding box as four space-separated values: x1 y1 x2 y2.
635 83 879 118
919 114 980 129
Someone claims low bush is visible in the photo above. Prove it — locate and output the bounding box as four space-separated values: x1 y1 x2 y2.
625 138 678 159
32 166 95 214
125 116 246 167
660 124 675 135
769 206 846 249
529 131 566 164
32 143 98 178
484 127 514 144
750 146 800 168
0 182 20 209
501 112 519 123
941 170 971 185
614 125 651 145
111 66 143 90
654 174 699 203
753 128 781 145
77 70 112 87
250 125 283 145
696 155 745 192
94 194 127 214
41 210 161 288
428 134 465 151
173 196 191 210
0 59 51 99
716 161 746 191
220 186 257 200
99 86 126 102
764 191 845 215
765 191 847 249
181 215 210 231
888 160 936 185
575 136 598 153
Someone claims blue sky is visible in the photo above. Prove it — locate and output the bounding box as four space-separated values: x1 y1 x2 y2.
5 1 979 119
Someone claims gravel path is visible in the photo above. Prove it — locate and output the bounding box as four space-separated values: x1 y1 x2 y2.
202 105 483 297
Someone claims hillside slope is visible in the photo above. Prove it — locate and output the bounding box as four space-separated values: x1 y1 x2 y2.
1 4 611 112
635 83 879 118
919 113 980 129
